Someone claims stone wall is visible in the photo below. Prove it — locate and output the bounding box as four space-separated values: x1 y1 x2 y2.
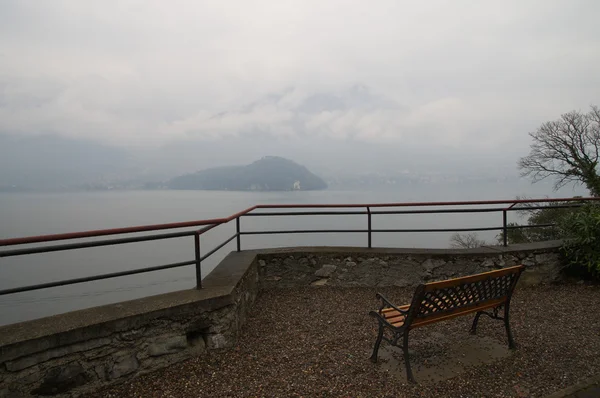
0 252 259 398
256 241 564 289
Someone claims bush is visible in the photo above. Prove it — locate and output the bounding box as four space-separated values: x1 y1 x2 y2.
496 200 578 245
559 203 600 280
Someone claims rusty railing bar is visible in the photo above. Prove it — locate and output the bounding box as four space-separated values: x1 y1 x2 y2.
0 207 258 247
0 230 197 258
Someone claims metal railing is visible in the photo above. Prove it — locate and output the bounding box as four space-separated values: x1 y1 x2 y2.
0 196 596 296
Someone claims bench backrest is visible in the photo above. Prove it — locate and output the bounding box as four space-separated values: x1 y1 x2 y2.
405 265 525 328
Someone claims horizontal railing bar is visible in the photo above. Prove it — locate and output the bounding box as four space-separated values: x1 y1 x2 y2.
241 204 587 217
240 224 557 236
0 260 197 296
243 211 367 216
505 204 584 211
197 224 219 235
240 229 369 235
370 208 506 215
199 233 238 262
242 227 511 235
372 227 502 233
244 208 510 216
0 230 197 258
253 197 597 209
506 223 554 229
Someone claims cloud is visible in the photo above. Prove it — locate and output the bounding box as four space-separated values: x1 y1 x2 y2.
0 0 599 150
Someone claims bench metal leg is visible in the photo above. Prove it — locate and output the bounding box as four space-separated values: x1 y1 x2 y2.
370 321 384 363
402 331 416 383
470 311 483 334
504 302 516 349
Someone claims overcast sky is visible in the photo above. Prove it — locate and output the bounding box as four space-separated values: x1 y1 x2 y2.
1 0 599 153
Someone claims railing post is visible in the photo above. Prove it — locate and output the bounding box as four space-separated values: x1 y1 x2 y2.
502 209 508 247
194 231 202 289
367 206 372 249
236 217 241 252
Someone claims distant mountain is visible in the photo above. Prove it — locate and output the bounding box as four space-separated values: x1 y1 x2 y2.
167 156 328 191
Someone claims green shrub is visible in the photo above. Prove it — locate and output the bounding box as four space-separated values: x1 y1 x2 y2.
559 203 600 280
496 199 579 245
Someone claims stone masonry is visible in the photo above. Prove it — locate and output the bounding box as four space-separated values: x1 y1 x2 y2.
257 242 563 289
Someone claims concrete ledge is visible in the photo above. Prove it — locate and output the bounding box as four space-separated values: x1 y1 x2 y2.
248 240 562 256
0 288 231 355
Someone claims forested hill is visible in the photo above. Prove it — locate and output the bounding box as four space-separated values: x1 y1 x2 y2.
167 156 328 191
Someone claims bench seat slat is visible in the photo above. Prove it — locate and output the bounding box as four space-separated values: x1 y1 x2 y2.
381 304 410 313
385 314 405 324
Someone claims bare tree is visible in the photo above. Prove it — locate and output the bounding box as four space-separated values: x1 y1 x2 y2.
449 232 486 249
518 105 600 196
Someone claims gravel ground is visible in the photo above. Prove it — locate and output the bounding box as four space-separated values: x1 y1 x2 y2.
90 284 600 398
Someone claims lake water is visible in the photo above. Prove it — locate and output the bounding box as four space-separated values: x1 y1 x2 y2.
0 181 584 325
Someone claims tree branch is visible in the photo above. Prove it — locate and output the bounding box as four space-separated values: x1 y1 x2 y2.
518 105 600 195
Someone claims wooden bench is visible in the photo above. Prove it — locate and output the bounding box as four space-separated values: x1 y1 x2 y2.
369 265 525 383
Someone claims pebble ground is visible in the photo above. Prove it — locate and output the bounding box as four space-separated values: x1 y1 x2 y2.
90 284 600 398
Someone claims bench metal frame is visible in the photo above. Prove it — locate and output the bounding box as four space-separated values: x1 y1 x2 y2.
369 265 525 383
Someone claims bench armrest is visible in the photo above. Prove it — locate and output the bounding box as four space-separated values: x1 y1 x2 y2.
375 293 409 315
